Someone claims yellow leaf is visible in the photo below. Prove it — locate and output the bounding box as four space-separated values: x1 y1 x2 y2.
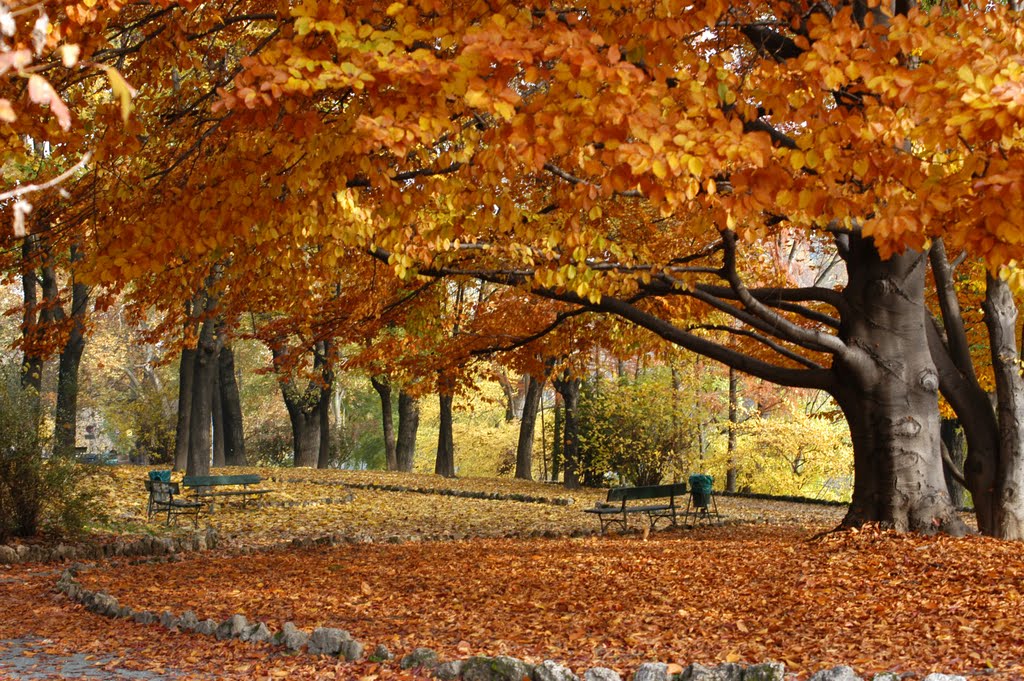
652 158 667 179
105 67 137 122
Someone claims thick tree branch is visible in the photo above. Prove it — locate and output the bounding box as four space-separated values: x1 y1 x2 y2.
721 230 847 356
692 324 826 369
929 239 977 380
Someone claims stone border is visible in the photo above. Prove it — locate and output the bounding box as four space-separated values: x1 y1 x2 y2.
0 529 219 565
54 568 969 681
270 477 575 506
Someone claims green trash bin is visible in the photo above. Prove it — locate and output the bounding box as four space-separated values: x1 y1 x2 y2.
688 473 714 509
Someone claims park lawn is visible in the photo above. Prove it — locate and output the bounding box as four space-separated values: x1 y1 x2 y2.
6 467 1012 680
24 525 1024 680
81 465 846 548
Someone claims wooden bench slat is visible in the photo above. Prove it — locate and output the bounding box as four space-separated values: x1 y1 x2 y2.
606 483 687 502
183 474 262 487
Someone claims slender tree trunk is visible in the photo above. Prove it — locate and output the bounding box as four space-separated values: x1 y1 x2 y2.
211 366 225 468
19 237 43 400
317 377 332 469
396 389 419 472
53 245 88 459
940 418 965 508
173 293 204 471
553 376 581 489
186 313 222 477
552 396 562 482
981 273 1024 539
435 391 456 477
219 345 247 466
726 367 739 493
833 238 965 534
174 346 196 471
515 374 545 480
370 376 398 470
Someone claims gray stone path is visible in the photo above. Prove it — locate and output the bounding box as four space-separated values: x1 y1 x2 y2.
0 637 182 680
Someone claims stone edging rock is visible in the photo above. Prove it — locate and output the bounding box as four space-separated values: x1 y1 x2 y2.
54 568 969 681
270 477 574 506
0 529 219 565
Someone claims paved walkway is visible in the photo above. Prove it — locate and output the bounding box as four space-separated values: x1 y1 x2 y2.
0 637 182 680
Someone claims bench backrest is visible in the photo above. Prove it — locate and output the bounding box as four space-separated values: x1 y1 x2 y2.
607 482 687 502
182 474 261 487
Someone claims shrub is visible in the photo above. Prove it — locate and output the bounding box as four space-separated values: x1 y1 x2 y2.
0 363 100 541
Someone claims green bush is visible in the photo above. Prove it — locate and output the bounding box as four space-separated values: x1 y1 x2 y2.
578 371 690 487
0 364 99 541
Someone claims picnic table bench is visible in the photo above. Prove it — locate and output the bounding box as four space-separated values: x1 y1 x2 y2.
145 479 203 527
584 482 688 535
182 474 270 511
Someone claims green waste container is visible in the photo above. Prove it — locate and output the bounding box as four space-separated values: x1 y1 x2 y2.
688 473 714 508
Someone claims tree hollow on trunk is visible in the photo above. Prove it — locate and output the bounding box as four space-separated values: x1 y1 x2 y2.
371 376 398 470
396 390 419 472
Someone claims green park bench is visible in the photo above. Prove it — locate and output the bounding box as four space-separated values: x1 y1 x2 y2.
584 482 688 535
144 478 203 527
181 474 270 512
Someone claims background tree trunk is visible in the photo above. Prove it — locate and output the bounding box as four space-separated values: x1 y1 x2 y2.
726 367 739 493
515 374 544 480
435 392 456 477
53 244 88 459
396 390 419 472
211 366 225 467
219 345 247 466
553 376 581 489
19 237 43 400
552 396 562 483
287 407 320 467
174 346 196 471
940 418 965 508
371 376 398 470
317 376 332 469
186 313 222 477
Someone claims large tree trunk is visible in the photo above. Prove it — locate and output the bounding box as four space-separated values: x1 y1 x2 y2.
186 313 222 477
396 390 419 472
832 238 965 535
287 406 320 467
435 392 456 477
370 376 398 470
275 342 331 469
53 245 88 459
515 374 545 480
219 345 247 466
553 376 581 489
981 273 1024 539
